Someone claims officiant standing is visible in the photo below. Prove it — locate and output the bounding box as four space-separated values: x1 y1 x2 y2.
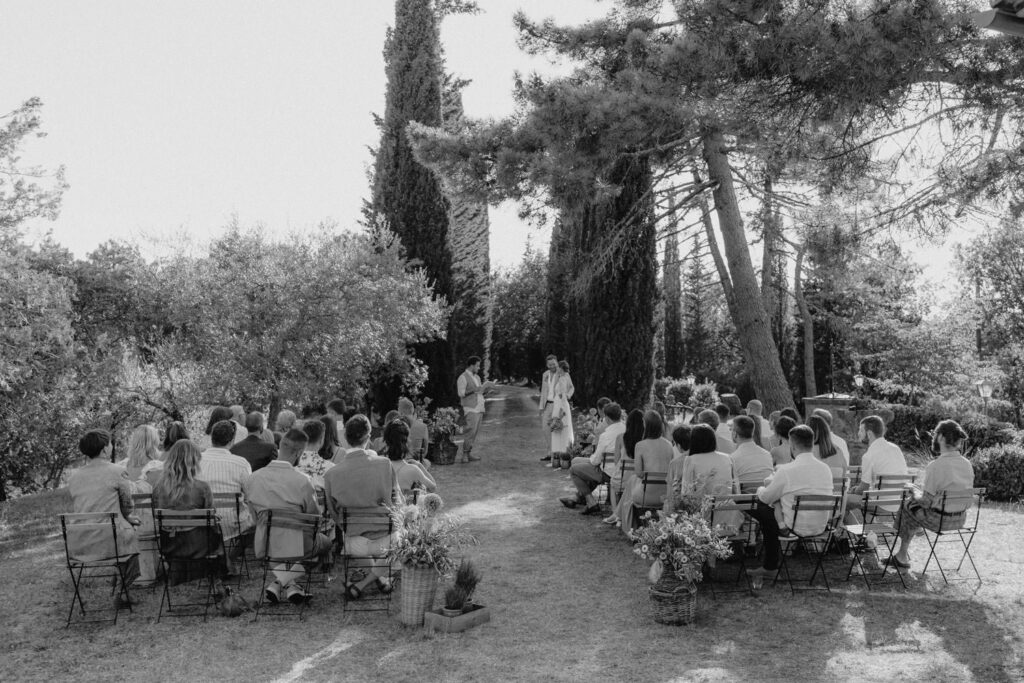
457 355 493 463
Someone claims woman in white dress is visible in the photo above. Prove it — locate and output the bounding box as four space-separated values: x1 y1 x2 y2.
549 361 575 469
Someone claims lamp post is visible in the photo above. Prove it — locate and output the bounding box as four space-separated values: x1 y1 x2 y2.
975 379 994 419
853 374 864 394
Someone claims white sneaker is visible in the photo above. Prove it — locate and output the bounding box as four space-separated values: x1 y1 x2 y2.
865 531 878 549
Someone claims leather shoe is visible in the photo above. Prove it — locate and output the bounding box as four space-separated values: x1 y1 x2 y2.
466 454 481 462
540 455 552 462
286 585 312 605
580 505 602 516
559 497 580 509
888 556 911 569
264 581 282 604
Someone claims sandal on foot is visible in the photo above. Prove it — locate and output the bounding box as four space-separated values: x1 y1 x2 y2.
602 515 619 525
345 582 362 601
377 578 394 595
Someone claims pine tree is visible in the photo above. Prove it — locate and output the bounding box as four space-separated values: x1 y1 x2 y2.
371 0 456 406
663 227 683 378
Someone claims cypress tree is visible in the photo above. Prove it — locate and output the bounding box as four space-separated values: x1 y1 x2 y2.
371 0 456 406
663 228 683 378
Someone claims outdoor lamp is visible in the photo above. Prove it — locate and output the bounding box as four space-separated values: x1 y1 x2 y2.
853 374 864 388
975 379 994 399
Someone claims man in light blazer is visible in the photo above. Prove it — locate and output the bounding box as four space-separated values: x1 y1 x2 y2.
539 354 573 462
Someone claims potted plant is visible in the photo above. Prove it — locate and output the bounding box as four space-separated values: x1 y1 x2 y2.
427 407 461 465
386 493 475 626
628 500 732 625
425 558 490 633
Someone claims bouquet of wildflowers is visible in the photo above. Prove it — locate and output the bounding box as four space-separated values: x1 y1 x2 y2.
628 503 732 585
385 494 476 575
428 407 462 441
548 413 565 432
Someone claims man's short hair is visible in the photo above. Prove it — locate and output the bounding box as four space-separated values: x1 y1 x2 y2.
344 414 371 447
732 415 755 440
746 399 764 416
275 410 296 431
327 399 347 415
302 419 325 445
398 397 415 415
789 425 814 452
596 397 611 411
811 408 833 425
79 429 111 458
860 415 886 438
466 355 481 367
211 420 236 447
672 424 692 452
714 403 730 420
774 416 797 440
546 354 557 362
603 402 622 422
279 428 309 460
697 409 720 430
245 411 264 433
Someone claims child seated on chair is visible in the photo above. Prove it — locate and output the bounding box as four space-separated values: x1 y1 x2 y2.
890 420 974 569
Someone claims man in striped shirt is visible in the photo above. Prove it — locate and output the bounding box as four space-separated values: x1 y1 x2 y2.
198 420 254 573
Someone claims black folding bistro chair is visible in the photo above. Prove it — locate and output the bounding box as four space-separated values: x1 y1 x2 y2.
917 487 985 587
253 508 324 620
340 506 395 613
155 508 224 622
60 512 140 627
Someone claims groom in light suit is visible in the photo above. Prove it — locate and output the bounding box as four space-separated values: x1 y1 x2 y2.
539 354 573 462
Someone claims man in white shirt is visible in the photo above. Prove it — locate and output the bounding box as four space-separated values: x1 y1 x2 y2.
730 416 774 492
457 355 492 463
713 404 734 443
848 415 907 518
746 399 774 450
561 403 625 515
198 420 254 574
812 408 850 465
538 355 560 462
747 425 833 585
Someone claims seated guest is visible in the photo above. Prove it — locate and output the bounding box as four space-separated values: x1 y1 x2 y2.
603 408 645 525
811 408 850 465
730 416 774 492
398 397 429 462
699 409 736 454
197 420 254 573
231 412 278 472
663 424 692 513
153 440 226 586
319 415 341 461
119 424 162 493
620 410 674 531
846 415 906 523
560 402 626 516
666 424 739 529
323 415 403 600
229 405 248 446
296 420 334 491
651 401 667 423
326 399 347 444
204 406 235 449
244 429 331 605
810 414 847 476
780 407 800 423
713 404 733 443
746 400 774 450
162 421 191 453
384 419 436 498
767 411 782 448
274 410 297 440
747 425 833 587
770 416 797 467
890 420 973 568
369 410 399 453
67 429 141 594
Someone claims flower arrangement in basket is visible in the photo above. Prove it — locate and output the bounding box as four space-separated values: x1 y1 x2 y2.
629 502 732 586
428 407 462 443
386 493 476 626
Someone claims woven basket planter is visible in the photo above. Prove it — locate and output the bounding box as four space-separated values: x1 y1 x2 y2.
429 439 458 466
399 564 439 626
649 574 698 625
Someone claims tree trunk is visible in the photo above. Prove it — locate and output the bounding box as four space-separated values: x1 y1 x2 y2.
701 132 794 411
794 246 818 398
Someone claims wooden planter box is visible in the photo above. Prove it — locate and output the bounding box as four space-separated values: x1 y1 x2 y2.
423 604 490 633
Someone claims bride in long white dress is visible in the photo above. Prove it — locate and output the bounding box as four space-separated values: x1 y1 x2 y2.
549 361 575 467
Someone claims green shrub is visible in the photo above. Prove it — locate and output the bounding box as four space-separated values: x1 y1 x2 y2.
973 444 1024 502
884 404 1015 455
690 382 720 411
666 379 694 406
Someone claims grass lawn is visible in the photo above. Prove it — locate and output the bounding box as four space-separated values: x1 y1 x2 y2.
3 385 1024 682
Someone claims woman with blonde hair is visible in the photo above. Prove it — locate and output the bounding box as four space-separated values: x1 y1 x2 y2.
119 424 162 492
153 440 225 585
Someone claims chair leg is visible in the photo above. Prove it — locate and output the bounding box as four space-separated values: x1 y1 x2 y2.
66 564 86 628
254 561 272 621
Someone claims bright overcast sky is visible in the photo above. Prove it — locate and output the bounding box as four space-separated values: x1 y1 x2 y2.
1 1 607 269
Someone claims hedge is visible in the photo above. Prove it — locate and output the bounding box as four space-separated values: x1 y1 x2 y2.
884 404 1015 455
974 444 1024 502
